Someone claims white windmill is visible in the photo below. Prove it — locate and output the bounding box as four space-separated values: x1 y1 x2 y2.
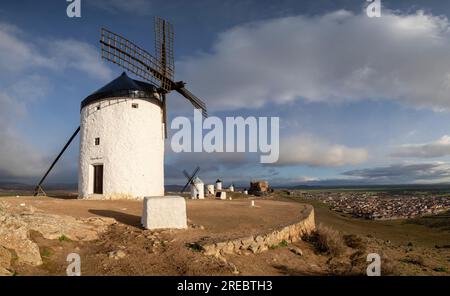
215 179 223 191
32 17 207 199
181 167 204 199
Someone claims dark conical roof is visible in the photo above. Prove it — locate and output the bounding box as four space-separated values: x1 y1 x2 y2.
81 72 160 109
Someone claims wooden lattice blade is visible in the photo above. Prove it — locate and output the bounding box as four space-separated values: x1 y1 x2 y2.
100 28 174 92
175 87 208 118
154 17 175 80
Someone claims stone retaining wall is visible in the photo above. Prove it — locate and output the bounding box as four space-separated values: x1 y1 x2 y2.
201 205 315 256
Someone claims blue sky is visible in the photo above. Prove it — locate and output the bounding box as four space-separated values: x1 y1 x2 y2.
2 0 450 187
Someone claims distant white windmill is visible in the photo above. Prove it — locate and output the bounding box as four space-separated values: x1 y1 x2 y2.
181 167 204 199
190 177 205 199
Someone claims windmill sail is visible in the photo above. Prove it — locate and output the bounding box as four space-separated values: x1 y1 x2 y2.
154 17 175 80
100 19 208 128
100 28 173 91
181 167 200 193
175 87 208 118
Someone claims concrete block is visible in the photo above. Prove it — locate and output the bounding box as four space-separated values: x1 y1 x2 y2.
215 191 226 200
141 196 187 230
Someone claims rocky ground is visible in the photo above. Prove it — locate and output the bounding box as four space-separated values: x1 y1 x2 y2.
0 196 449 276
0 200 117 275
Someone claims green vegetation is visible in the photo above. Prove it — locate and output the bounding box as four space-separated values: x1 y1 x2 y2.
41 248 51 258
406 210 450 232
400 255 425 266
269 239 289 250
185 242 202 252
58 234 70 242
433 267 448 272
278 240 288 248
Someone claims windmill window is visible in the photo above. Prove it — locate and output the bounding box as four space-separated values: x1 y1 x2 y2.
132 103 139 109
95 138 100 146
96 105 101 110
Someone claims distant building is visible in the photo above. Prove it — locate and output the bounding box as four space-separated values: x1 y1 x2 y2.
215 179 222 191
248 180 272 196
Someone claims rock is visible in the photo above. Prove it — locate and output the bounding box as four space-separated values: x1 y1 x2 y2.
257 245 268 253
222 242 235 254
255 236 264 244
217 256 227 264
249 242 260 254
202 244 218 256
108 250 127 260
0 201 116 267
0 246 12 273
240 236 254 249
289 247 303 256
0 267 13 276
190 224 205 230
228 262 239 275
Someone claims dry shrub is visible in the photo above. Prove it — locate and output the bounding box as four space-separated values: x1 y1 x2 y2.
311 223 346 256
343 234 366 250
381 253 397 275
349 249 367 272
401 254 425 266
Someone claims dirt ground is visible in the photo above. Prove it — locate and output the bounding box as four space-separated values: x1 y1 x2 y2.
3 196 321 275
2 195 449 276
3 197 307 241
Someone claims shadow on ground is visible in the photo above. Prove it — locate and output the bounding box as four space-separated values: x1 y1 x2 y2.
89 209 142 228
272 264 326 276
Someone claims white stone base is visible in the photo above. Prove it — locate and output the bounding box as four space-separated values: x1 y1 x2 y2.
215 191 226 200
141 196 187 230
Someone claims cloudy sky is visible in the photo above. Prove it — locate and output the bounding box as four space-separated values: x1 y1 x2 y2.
2 0 450 187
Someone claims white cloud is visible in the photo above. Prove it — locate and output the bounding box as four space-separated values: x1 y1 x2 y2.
275 135 368 167
391 135 450 158
0 23 112 80
0 23 46 74
343 162 450 183
0 22 112 180
0 93 46 178
179 10 450 111
47 40 112 80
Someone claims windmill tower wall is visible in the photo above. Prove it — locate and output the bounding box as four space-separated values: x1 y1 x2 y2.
78 96 164 200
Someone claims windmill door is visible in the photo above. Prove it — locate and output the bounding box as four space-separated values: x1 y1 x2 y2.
93 165 104 194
